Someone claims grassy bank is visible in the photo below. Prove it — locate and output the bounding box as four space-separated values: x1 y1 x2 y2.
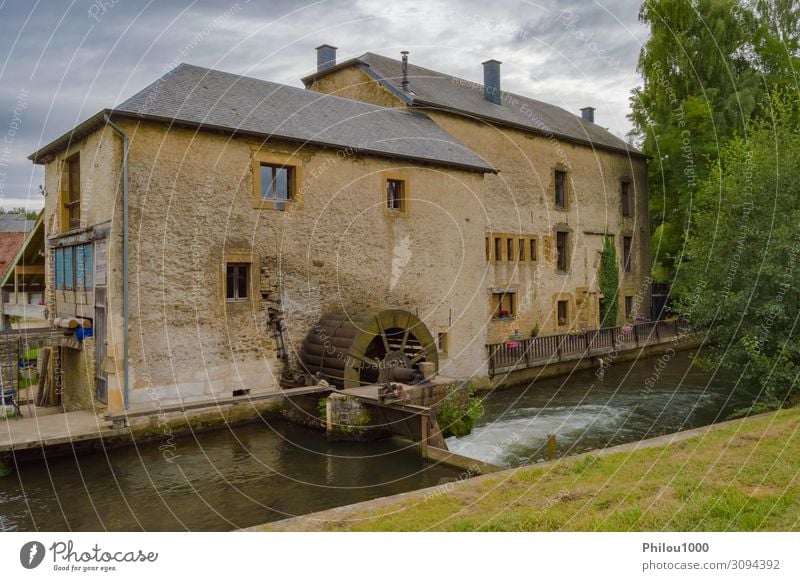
262 408 800 531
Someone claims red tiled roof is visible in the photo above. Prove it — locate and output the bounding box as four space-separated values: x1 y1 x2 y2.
0 232 26 279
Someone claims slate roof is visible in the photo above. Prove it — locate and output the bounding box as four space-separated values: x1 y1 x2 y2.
0 214 35 233
30 64 494 173
304 52 643 158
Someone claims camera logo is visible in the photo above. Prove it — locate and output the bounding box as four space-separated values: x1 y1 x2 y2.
20 541 46 569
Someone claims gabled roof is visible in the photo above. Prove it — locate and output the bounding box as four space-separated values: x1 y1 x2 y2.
0 210 44 286
0 232 26 279
30 64 494 173
303 52 644 158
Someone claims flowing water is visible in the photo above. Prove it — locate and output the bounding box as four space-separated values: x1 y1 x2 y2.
1 350 759 531
447 350 759 467
0 420 461 531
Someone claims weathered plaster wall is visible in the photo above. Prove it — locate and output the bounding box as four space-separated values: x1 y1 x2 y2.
308 69 651 344
42 126 124 410
113 119 488 408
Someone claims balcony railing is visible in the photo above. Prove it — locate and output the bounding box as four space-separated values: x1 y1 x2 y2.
487 319 691 376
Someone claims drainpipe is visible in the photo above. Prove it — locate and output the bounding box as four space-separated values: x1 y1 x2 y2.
104 113 130 411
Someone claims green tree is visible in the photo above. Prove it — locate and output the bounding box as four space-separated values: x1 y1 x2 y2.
675 104 800 408
0 206 39 220
599 234 620 327
629 0 799 279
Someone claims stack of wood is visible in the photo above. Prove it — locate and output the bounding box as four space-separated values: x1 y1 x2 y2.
53 317 92 329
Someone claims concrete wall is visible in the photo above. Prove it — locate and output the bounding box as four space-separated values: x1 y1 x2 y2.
44 118 489 411
308 66 651 345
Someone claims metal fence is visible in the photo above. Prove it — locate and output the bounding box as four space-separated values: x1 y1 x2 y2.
487 319 690 376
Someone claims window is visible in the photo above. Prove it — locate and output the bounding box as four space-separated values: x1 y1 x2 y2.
485 237 491 261
518 239 526 262
63 154 81 230
386 179 405 211
260 163 294 202
554 169 567 209
253 153 302 210
54 243 94 291
623 236 632 273
557 300 568 326
621 180 631 217
437 332 449 355
226 263 250 301
556 231 569 272
529 238 537 261
494 237 502 261
625 295 633 319
492 292 515 318
507 238 514 263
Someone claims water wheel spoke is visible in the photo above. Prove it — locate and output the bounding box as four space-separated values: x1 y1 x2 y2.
375 316 390 352
346 352 377 370
409 343 435 364
400 327 412 351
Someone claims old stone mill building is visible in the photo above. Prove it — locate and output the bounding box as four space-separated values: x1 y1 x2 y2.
27 46 649 416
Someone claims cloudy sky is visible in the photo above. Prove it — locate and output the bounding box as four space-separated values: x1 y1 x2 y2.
0 0 649 210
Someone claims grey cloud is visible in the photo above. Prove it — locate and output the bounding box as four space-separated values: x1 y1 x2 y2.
0 0 646 209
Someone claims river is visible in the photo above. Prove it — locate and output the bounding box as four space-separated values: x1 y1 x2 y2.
447 350 758 466
0 420 460 531
1 349 757 531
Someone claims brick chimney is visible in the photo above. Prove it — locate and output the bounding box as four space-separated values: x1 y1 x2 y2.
580 106 595 123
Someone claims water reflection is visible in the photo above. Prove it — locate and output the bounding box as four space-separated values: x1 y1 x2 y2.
0 419 460 532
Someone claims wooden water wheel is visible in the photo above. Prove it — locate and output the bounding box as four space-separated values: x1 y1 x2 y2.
298 309 438 388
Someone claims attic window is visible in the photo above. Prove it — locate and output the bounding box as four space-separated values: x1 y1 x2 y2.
62 154 81 231
253 153 302 211
260 164 294 202
386 179 405 211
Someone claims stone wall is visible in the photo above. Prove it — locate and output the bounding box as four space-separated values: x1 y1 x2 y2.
61 338 96 411
307 65 651 345
42 125 123 410
104 119 487 410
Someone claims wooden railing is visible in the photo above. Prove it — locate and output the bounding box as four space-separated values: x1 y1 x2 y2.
487 319 690 376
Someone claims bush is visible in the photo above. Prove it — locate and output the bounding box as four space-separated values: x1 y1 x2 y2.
437 383 484 438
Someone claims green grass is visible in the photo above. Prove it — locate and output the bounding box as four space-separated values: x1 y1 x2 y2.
264 408 800 531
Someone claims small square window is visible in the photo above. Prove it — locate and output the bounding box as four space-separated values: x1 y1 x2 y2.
557 300 568 326
386 179 405 211
554 169 567 209
226 263 250 301
437 332 449 355
260 163 294 201
492 292 515 318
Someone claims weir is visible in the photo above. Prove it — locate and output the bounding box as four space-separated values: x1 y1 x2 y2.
329 381 502 475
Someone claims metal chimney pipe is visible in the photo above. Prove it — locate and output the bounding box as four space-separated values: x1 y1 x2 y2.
401 51 410 92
